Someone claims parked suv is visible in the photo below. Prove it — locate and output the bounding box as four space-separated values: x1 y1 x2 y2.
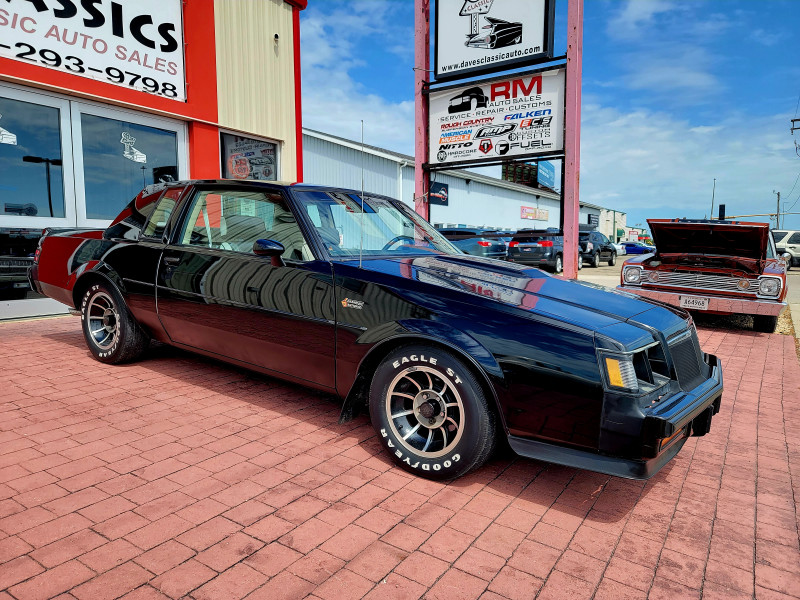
580 230 617 267
437 228 507 259
772 230 799 268
507 229 581 273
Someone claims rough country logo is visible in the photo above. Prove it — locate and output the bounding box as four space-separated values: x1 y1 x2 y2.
459 0 522 51
479 139 493 154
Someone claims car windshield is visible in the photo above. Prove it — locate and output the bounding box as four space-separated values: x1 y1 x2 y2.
295 190 459 258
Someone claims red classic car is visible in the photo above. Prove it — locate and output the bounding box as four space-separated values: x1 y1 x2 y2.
618 219 787 333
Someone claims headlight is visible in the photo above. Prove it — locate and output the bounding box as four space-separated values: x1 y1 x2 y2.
602 355 638 392
758 277 781 297
623 267 642 284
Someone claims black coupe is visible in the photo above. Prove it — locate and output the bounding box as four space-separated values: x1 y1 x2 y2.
30 180 723 480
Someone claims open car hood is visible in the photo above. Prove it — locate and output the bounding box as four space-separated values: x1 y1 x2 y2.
647 219 770 261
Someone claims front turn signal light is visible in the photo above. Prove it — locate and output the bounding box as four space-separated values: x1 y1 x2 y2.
604 356 638 391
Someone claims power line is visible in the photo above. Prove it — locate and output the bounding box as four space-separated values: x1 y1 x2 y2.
782 169 800 211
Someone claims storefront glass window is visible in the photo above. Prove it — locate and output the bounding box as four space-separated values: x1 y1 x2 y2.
221 133 277 181
0 97 65 219
81 114 178 220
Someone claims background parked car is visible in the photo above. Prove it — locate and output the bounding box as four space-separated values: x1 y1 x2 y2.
621 241 656 255
507 229 581 273
580 230 618 267
437 228 507 259
612 242 627 256
771 229 799 268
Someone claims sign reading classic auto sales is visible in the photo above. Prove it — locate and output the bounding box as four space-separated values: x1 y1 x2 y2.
429 68 564 168
0 0 185 100
435 0 553 81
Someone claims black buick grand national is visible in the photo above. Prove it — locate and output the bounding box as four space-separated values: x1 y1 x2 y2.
30 180 723 480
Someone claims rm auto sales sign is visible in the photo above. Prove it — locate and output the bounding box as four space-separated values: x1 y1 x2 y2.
0 0 185 100
435 0 553 81
429 68 564 167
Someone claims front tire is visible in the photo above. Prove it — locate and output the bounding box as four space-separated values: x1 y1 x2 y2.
609 252 617 267
80 281 149 364
369 345 496 480
753 315 778 334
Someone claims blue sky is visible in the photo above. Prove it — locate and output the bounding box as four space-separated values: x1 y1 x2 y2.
301 0 800 232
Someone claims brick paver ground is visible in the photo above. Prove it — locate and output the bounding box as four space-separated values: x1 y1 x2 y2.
1 317 799 600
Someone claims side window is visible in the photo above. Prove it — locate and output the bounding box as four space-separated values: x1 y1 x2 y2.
180 189 313 261
142 188 182 239
787 232 800 244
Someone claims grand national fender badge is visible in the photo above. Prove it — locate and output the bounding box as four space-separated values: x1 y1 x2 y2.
479 139 493 154
341 298 365 310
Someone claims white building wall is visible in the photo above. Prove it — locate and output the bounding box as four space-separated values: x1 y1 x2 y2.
302 130 603 232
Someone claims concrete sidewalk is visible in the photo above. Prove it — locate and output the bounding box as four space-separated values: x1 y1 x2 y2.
1 317 799 600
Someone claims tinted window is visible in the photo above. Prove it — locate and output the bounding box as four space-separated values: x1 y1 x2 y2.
772 230 788 243
142 188 182 239
220 133 277 181
788 233 800 244
181 189 313 261
0 96 65 218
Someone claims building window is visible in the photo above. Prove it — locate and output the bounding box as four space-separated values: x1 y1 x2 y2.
220 133 278 181
0 97 66 219
79 114 179 220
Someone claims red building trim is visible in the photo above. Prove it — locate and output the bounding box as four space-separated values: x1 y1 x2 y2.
292 7 303 182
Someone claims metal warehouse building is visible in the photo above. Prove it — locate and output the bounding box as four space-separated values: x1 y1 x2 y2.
303 128 603 231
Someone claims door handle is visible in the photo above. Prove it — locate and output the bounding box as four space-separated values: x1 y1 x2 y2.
163 256 180 265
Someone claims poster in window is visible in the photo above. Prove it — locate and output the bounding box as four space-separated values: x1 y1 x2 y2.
221 134 277 181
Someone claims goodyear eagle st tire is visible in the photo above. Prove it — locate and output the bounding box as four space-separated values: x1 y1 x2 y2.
80 281 149 364
369 345 496 480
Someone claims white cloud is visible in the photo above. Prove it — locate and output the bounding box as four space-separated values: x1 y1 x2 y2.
580 102 797 223
301 2 416 154
606 0 677 40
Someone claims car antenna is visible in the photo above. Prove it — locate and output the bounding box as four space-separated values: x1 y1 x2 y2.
360 119 365 269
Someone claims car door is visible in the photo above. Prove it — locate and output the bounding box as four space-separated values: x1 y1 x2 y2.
155 185 336 388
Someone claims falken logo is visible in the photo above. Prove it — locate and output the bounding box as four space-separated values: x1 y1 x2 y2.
473 124 515 138
341 298 365 310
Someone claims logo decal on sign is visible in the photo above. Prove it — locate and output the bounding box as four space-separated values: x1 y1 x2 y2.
459 0 522 52
479 139 493 154
0 114 17 146
474 124 516 138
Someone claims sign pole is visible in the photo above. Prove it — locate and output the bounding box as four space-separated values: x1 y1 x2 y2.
562 0 583 279
415 0 430 220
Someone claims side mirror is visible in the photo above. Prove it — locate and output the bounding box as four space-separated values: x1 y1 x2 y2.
253 239 285 267
782 252 792 265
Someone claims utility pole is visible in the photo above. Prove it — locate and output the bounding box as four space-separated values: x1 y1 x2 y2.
710 178 716 220
414 0 430 220
774 190 780 228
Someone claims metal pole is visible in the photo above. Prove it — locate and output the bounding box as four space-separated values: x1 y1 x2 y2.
710 178 715 220
414 0 430 220
776 190 781 228
562 0 583 279
45 160 53 217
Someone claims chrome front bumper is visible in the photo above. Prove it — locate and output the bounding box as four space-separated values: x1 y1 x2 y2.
618 286 786 316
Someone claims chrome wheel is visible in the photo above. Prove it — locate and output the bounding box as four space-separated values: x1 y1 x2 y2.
86 292 119 350
385 366 465 459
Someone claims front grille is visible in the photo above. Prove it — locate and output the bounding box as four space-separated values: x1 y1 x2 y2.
668 329 705 391
643 271 756 295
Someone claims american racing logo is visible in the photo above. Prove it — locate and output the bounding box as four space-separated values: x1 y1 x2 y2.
473 124 515 138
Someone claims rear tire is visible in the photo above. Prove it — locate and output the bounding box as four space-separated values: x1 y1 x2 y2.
609 252 617 267
753 315 778 334
80 281 149 364
369 345 496 480
554 255 563 274
591 252 600 268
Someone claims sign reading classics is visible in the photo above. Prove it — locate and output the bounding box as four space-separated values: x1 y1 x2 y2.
0 0 185 100
429 68 564 168
435 0 553 81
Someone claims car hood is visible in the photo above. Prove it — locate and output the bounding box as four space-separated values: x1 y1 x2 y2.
648 219 770 261
353 254 688 336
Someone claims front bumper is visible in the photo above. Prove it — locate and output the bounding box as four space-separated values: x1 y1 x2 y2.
618 286 786 317
509 353 723 480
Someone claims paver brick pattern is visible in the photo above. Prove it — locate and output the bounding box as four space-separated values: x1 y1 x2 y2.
1 317 799 599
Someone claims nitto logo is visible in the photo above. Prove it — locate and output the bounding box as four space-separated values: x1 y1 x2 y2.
479 139 493 154
473 124 516 138
439 142 473 150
